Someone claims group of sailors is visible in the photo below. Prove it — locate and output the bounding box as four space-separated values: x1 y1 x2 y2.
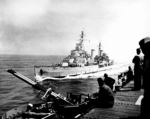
89 68 134 109
97 66 134 93
90 43 144 110
96 37 150 118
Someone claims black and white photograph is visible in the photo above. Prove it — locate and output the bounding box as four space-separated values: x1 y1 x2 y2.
0 0 149 118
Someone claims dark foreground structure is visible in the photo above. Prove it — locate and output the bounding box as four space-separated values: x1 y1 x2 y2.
81 81 143 119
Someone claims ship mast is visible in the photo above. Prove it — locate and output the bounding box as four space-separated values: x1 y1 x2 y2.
79 31 84 50
98 42 102 57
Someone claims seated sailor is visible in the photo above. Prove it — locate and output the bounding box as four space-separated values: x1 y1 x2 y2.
104 73 116 91
92 77 114 108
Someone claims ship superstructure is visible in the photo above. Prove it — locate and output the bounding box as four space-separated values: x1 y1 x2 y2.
61 31 94 67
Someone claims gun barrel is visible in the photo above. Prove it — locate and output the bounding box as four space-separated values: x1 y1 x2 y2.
7 69 36 85
7 69 73 105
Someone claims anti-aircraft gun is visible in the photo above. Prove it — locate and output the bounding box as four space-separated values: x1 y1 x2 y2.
2 69 96 119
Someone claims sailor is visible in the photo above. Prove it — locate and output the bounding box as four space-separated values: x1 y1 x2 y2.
139 37 150 118
40 69 44 76
115 73 124 91
104 73 116 91
92 77 114 108
125 66 134 84
132 48 143 90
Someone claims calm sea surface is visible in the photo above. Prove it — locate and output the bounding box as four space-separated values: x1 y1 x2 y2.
0 55 98 116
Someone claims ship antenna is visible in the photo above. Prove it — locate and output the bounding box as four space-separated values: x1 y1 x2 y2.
81 31 84 39
79 31 84 50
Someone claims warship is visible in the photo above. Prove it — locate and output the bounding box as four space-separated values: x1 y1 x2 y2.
34 31 113 81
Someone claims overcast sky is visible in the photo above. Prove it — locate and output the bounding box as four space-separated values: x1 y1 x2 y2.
0 0 149 63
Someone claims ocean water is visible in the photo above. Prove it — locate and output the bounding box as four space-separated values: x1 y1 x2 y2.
0 55 98 116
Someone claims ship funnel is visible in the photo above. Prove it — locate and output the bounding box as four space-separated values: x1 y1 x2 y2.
91 49 95 59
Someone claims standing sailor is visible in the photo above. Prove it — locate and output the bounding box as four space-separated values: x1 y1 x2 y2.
132 48 143 90
139 37 150 118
